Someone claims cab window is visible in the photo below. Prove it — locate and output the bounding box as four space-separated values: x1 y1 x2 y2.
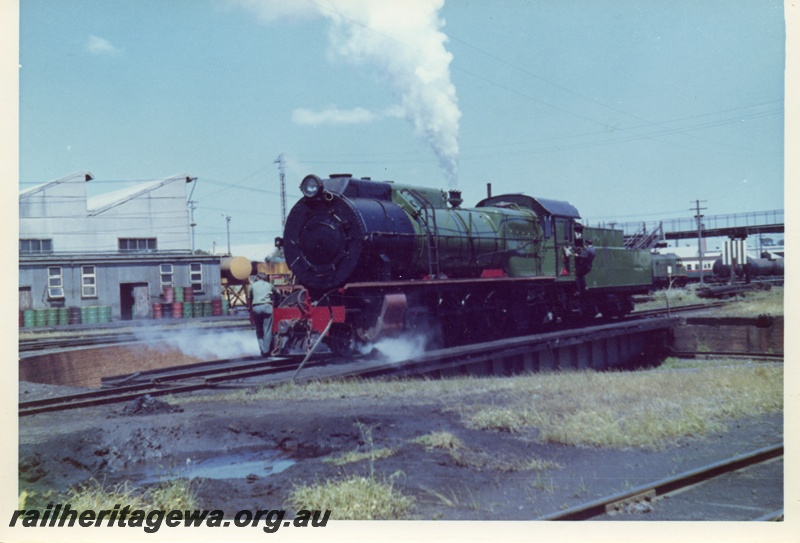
555 218 573 243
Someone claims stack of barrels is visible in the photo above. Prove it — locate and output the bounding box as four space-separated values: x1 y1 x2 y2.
19 305 112 328
151 286 227 320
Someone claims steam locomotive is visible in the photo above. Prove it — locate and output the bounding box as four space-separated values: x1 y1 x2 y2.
272 174 657 355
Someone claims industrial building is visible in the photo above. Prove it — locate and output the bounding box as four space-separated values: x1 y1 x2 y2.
19 172 223 322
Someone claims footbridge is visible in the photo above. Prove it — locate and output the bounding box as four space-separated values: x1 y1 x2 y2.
608 210 784 250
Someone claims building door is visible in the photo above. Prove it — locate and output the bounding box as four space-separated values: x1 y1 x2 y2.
19 287 33 311
120 282 150 320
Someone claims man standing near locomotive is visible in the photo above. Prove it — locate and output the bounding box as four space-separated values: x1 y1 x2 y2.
248 273 275 356
576 240 596 292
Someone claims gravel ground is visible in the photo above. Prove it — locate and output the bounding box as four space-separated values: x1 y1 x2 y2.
18 377 783 521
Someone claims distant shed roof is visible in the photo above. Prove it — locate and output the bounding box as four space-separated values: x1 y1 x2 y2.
19 171 93 198
87 174 193 215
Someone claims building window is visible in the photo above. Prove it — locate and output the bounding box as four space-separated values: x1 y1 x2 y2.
190 263 204 293
47 267 64 299
81 265 97 298
20 239 53 254
160 264 174 290
118 238 157 253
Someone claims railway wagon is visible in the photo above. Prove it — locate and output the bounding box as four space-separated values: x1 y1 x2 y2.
273 174 656 355
712 256 784 279
651 252 689 288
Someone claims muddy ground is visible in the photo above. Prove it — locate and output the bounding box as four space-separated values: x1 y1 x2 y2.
18 377 783 521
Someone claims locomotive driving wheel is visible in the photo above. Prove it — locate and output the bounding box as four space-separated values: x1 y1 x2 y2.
438 293 466 346
480 290 510 340
326 323 355 356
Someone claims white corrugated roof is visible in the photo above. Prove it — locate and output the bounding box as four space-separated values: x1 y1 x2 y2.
19 171 93 198
86 174 190 215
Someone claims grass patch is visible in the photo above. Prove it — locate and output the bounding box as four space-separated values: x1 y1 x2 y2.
145 478 198 510
287 474 414 520
323 447 396 466
21 478 198 512
462 365 782 448
634 284 711 311
411 430 559 472
419 485 483 512
715 286 783 317
172 375 514 405
412 431 464 451
634 285 783 317
322 420 397 466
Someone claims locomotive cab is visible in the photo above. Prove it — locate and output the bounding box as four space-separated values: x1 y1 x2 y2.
476 194 581 279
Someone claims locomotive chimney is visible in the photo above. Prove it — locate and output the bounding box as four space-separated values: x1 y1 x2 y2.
487 182 492 198
448 189 463 208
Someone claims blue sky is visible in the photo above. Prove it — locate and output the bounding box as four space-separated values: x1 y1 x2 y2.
15 0 787 260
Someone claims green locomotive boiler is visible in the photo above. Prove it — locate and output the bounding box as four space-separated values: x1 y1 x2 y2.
273 174 654 354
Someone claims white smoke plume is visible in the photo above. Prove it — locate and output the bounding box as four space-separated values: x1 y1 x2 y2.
233 0 461 187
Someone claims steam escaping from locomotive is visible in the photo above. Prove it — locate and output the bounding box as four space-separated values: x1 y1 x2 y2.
234 0 461 186
359 334 429 363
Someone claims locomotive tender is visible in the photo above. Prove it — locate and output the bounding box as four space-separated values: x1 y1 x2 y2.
273 173 654 355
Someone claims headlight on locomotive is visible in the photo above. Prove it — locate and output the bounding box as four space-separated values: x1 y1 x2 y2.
300 174 323 198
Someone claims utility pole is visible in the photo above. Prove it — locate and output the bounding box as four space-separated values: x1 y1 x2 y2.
693 199 707 284
275 153 287 227
188 200 197 253
225 214 231 255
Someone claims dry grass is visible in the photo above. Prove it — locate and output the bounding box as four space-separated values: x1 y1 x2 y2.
145 478 198 510
22 478 198 512
323 447 396 466
411 431 560 472
173 375 517 405
636 284 783 317
287 474 414 520
715 286 783 317
634 284 711 311
412 431 464 451
462 365 782 448
64 479 150 511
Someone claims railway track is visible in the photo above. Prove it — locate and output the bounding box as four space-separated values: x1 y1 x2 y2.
22 304 777 418
18 356 308 417
629 301 727 318
669 351 784 362
18 319 250 353
539 443 784 521
19 331 142 352
20 316 680 416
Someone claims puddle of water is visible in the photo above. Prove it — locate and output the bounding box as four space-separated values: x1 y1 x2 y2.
121 450 295 484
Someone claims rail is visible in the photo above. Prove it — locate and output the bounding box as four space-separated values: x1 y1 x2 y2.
538 443 783 520
19 316 680 416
